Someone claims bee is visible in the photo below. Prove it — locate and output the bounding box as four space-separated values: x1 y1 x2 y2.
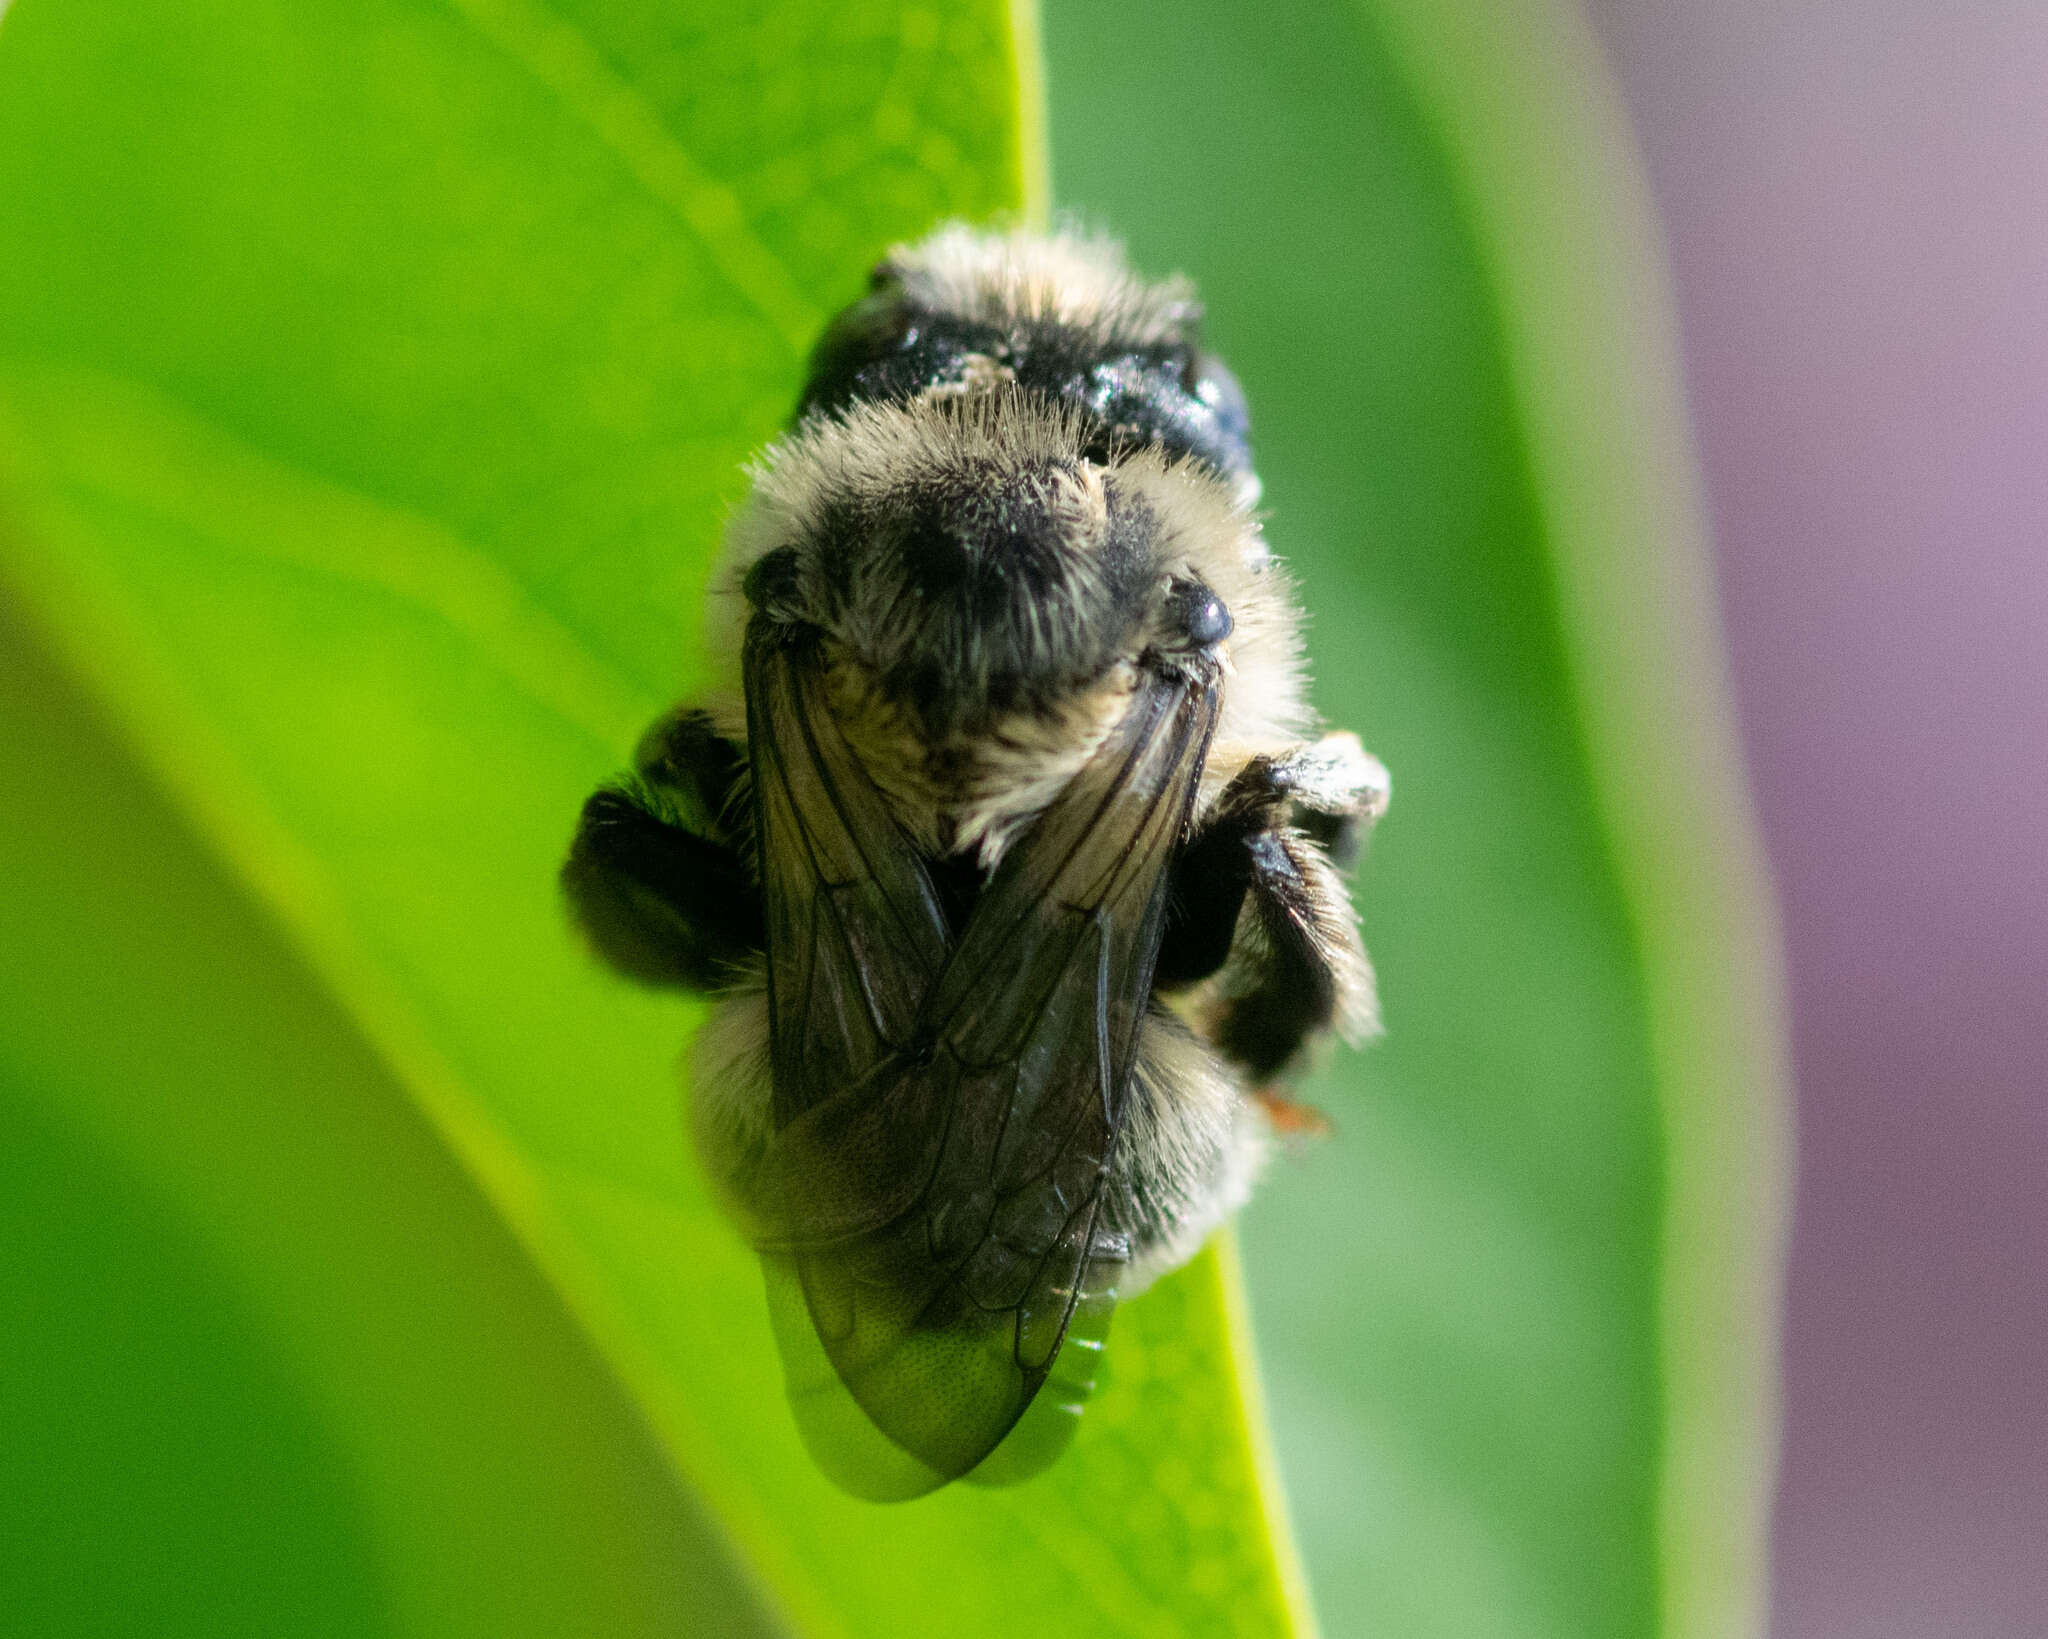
564 225 1388 1499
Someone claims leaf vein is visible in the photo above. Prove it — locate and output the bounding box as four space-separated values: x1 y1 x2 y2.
0 366 660 751
444 0 825 354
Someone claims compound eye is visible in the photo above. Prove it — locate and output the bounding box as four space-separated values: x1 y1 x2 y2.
743 545 803 613
798 286 915 415
1166 577 1233 648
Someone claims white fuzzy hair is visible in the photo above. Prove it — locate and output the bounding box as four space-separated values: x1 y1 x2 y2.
700 390 1312 856
686 965 1278 1288
888 222 1200 350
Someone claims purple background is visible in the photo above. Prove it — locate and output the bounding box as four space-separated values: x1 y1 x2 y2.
1586 3 2048 1633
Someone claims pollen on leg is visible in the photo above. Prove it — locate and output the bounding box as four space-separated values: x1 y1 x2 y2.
1252 1085 1333 1141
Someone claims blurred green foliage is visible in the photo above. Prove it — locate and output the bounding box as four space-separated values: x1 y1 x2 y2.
0 0 1783 1636
0 605 777 1639
1047 4 1655 1634
1044 5 1786 1635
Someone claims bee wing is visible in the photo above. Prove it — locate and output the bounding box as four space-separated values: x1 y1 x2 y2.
744 624 950 1133
751 665 1220 1495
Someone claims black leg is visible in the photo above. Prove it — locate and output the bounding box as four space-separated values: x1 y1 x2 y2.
563 713 764 990
1154 734 1384 1077
1153 788 1263 989
633 708 749 844
1155 735 1384 986
1212 829 1346 1079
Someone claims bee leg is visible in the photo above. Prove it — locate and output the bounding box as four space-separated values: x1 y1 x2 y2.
1267 730 1390 868
1157 734 1385 984
1212 827 1370 1078
630 707 751 843
562 711 763 990
1156 734 1385 1077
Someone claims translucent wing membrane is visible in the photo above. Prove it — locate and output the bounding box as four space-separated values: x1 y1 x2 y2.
742 625 1219 1497
746 629 952 1133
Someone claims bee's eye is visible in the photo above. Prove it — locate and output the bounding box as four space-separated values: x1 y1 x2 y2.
1165 578 1233 648
798 286 915 416
743 545 802 611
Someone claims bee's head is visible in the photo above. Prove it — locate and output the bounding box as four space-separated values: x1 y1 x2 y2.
727 393 1248 739
795 223 1260 507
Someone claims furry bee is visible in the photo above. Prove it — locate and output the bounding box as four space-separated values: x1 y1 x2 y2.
565 226 1388 1499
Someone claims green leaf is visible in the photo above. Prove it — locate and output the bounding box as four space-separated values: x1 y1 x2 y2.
0 2 1310 1637
1043 1 1789 1637
0 603 780 1639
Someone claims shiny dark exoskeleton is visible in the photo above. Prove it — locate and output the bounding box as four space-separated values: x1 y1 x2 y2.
801 261 1257 489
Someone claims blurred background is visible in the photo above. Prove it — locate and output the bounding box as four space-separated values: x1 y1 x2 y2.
1585 4 2048 1633
1052 0 2046 1633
